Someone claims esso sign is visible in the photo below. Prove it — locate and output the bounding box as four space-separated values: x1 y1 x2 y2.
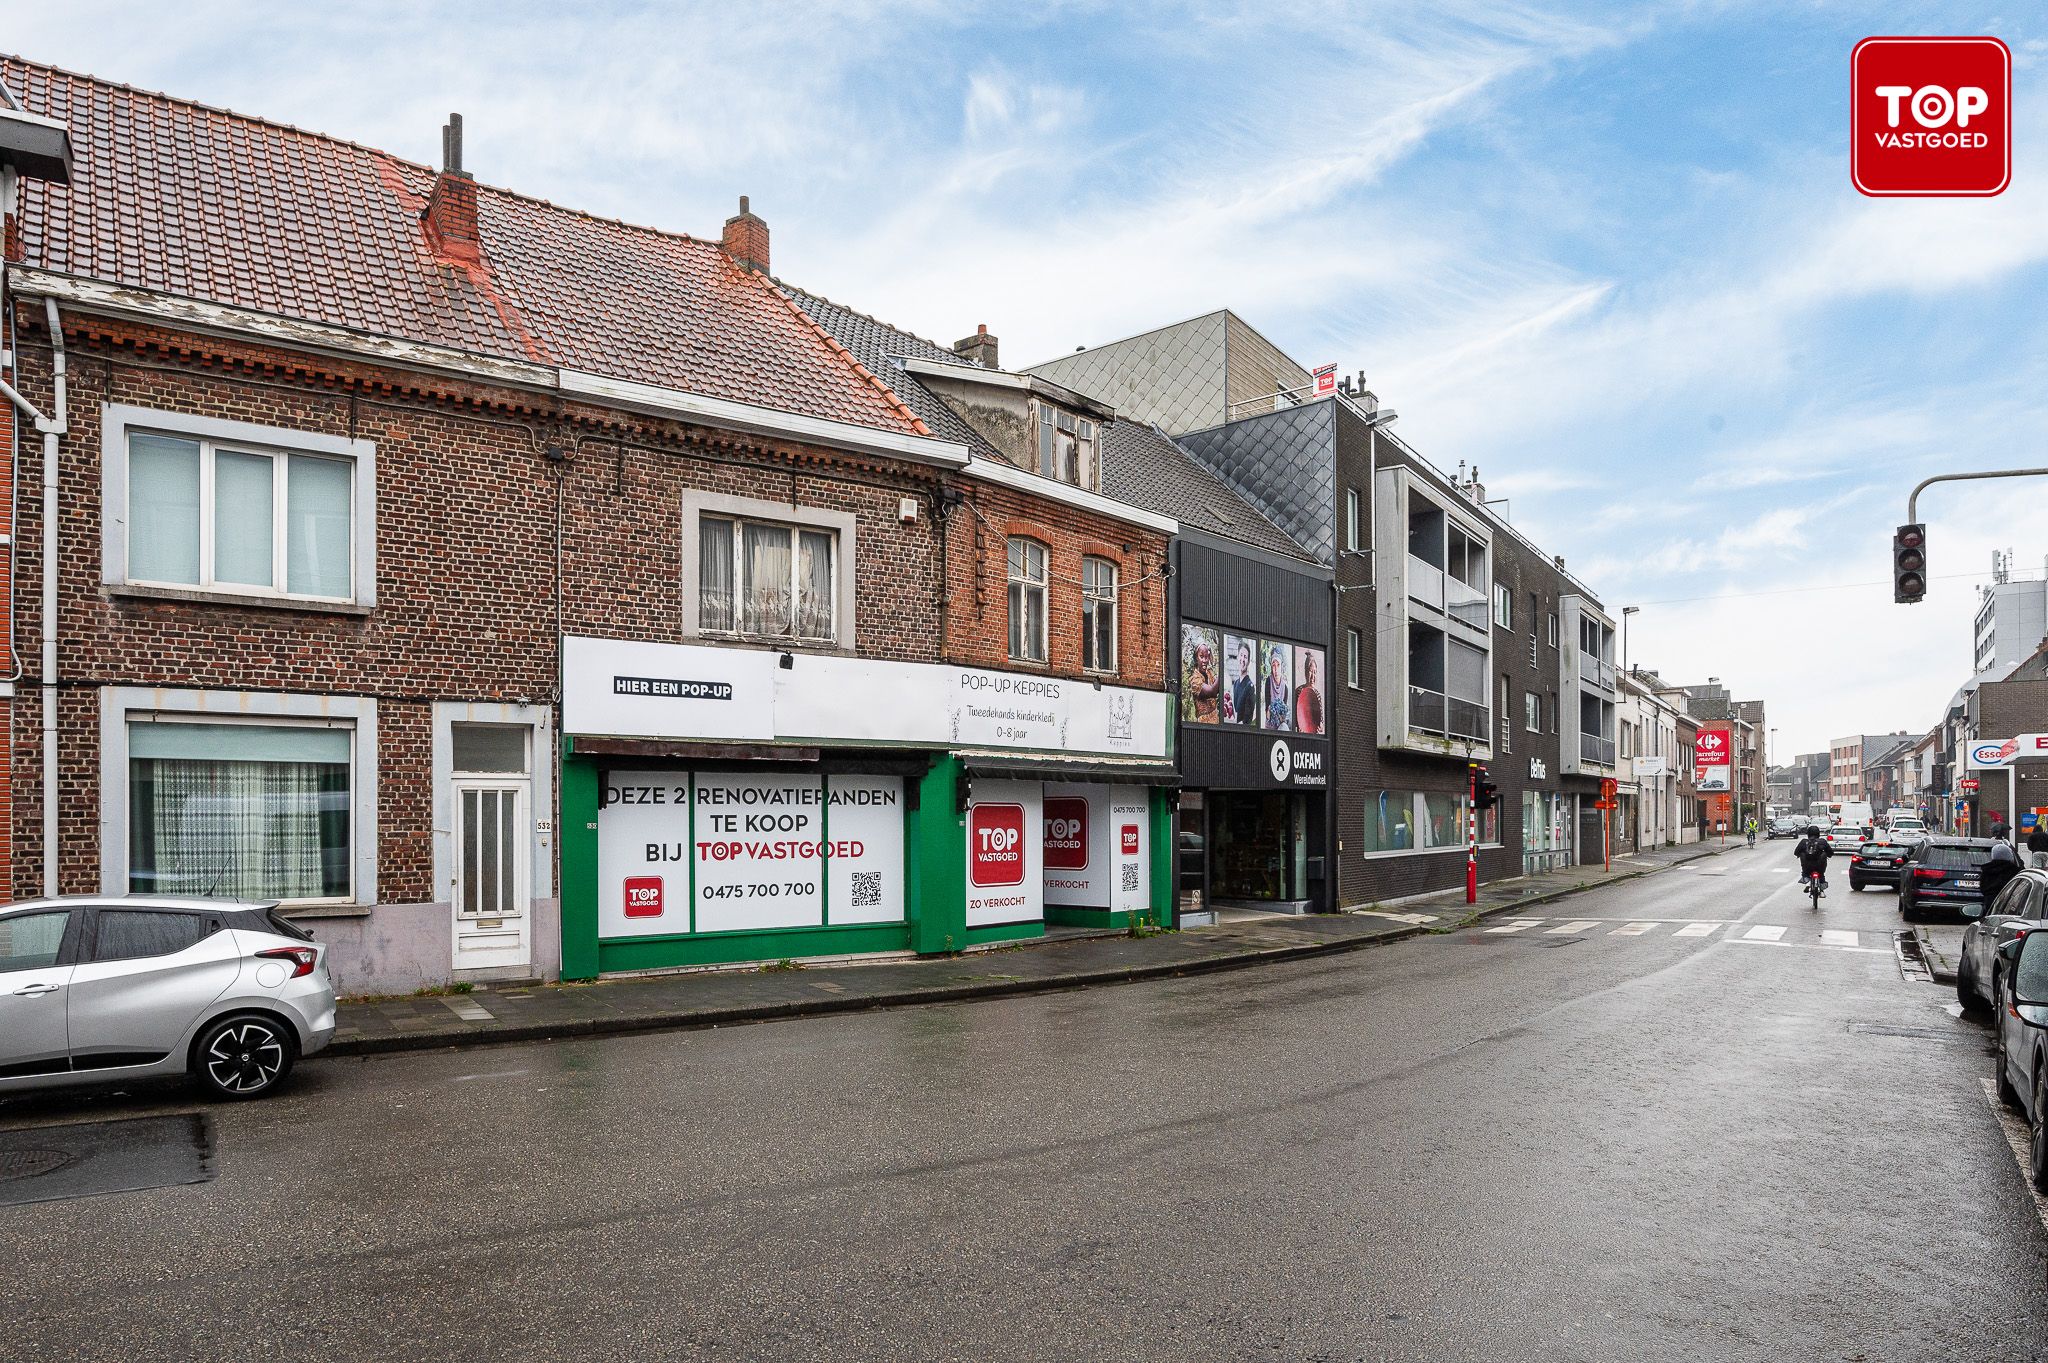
1853 37 2010 197
970 803 1027 886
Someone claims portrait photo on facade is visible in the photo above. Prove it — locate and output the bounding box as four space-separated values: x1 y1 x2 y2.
1259 639 1293 732
1293 645 1325 736
1180 623 1221 724
1222 631 1258 726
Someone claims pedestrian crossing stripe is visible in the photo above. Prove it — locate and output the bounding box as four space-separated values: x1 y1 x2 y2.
1471 918 1864 949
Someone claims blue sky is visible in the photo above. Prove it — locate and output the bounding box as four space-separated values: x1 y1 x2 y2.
16 1 2048 758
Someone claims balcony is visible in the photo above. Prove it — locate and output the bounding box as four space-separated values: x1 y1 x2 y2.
1577 653 1615 690
1446 577 1490 631
1407 554 1445 611
1410 686 1489 742
1580 733 1617 767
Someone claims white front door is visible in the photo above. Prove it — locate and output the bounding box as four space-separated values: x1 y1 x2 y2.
452 778 531 972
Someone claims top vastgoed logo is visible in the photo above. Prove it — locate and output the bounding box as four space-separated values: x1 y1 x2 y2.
1852 36 2010 197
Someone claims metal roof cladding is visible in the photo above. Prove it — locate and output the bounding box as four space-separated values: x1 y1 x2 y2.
0 55 927 437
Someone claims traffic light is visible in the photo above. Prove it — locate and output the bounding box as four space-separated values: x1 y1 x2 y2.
1473 765 1499 811
1893 523 1927 603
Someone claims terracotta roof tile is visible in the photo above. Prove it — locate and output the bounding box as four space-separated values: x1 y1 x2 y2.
0 56 921 435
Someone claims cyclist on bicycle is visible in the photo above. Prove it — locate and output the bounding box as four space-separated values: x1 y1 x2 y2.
1745 816 1758 848
1793 825 1831 894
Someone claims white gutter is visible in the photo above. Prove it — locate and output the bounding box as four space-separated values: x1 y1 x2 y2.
961 455 1179 535
7 267 971 468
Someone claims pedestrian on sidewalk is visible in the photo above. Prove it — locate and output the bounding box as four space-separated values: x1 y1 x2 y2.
2027 821 2048 869
1981 838 2021 909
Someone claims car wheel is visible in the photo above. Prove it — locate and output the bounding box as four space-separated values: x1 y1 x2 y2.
1850 878 1865 892
1958 961 1986 1014
192 1014 296 1101
2032 1067 2048 1195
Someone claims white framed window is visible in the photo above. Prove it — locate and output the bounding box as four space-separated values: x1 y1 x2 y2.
103 406 374 606
698 514 837 642
102 690 381 907
1526 692 1541 733
1008 537 1048 663
1493 583 1512 629
1346 627 1362 688
1345 489 1361 553
1082 556 1118 673
1035 403 1098 489
1547 612 1559 647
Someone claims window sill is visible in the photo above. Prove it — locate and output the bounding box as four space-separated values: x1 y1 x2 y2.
693 633 847 654
278 904 373 921
106 583 374 618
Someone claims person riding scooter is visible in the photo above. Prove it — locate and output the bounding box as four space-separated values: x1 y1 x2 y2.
1794 825 1832 894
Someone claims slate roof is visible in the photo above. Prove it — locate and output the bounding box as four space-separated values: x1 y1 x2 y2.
785 288 1312 561
0 56 924 435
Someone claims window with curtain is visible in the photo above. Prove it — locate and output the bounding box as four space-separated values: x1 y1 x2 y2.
127 720 352 901
127 433 353 600
698 516 837 643
1035 404 1097 489
1082 556 1117 672
1008 538 1047 662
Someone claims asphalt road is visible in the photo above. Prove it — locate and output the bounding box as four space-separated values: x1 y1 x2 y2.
4 850 2045 1362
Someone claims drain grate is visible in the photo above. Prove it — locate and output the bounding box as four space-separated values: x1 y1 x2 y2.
0 1148 75 1182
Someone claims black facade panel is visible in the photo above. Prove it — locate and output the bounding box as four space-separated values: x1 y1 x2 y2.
1181 724 1332 791
1178 538 1329 646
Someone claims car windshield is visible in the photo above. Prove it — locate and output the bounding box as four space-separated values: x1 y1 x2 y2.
1917 845 1989 870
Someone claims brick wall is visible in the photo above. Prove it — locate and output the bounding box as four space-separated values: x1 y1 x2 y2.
5 305 1167 904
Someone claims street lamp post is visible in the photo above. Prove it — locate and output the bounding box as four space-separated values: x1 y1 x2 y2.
1621 605 1640 676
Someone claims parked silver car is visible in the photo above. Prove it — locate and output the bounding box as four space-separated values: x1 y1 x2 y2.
0 897 334 1100
1994 930 2048 1192
1957 868 2047 1012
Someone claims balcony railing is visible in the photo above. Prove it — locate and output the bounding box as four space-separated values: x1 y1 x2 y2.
1410 686 1489 742
1581 733 1617 767
1578 653 1615 690
1446 578 1490 631
1406 555 1445 611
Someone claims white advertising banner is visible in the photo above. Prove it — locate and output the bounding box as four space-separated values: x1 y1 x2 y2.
1042 782 1109 907
1108 785 1151 914
564 636 776 741
824 775 907 926
565 636 1167 759
965 779 1043 928
691 772 826 932
596 769 906 939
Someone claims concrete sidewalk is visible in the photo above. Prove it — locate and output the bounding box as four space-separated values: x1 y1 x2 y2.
326 840 1735 1057
1912 923 1966 984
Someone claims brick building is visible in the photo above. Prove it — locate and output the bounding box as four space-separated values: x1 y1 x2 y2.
0 58 1176 992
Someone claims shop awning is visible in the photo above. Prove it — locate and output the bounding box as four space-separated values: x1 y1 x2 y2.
955 749 1180 787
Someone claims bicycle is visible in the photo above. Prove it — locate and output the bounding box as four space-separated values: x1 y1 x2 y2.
1804 871 1824 909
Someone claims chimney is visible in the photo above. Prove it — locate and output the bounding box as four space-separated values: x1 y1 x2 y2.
953 323 999 369
421 113 480 266
722 195 769 274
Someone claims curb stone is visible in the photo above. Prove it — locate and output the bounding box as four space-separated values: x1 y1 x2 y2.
321 844 1735 1059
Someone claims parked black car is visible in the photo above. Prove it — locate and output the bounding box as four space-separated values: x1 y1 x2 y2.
1958 868 2046 1013
1898 837 2001 920
1847 840 1913 892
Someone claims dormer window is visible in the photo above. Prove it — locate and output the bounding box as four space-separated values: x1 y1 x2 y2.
1035 403 1097 489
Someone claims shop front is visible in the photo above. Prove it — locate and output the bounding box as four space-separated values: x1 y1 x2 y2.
1176 722 1331 918
558 637 1175 977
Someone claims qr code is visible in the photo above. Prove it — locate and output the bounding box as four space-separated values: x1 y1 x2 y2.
850 872 883 908
1120 864 1140 893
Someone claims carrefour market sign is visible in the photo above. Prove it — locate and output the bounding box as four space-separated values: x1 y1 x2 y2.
563 635 1168 759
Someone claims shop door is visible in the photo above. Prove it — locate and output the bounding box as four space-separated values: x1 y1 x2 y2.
453 779 530 972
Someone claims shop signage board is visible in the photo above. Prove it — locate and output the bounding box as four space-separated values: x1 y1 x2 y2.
966 780 1042 927
564 636 1167 758
1694 729 1732 792
1108 789 1151 912
1041 783 1151 910
1961 735 2048 769
596 770 906 939
1635 756 1668 777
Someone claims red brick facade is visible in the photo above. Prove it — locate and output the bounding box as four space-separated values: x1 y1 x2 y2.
2 302 1169 907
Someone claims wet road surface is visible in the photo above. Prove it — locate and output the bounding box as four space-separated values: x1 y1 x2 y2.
4 851 2044 1362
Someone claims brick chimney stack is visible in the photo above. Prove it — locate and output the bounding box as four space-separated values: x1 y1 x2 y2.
421 113 480 266
721 196 769 274
953 324 999 369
